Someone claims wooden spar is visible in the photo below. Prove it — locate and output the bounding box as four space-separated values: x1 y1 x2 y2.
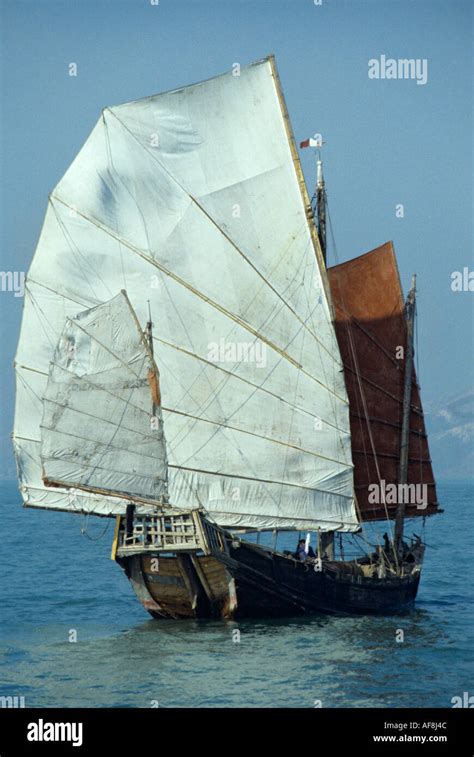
42 476 169 509
120 289 155 366
268 55 335 316
394 274 417 552
110 516 122 560
120 289 163 409
144 299 162 409
320 531 335 559
147 369 161 408
146 300 154 357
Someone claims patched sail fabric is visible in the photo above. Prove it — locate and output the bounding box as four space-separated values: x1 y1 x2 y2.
40 292 168 506
13 56 358 531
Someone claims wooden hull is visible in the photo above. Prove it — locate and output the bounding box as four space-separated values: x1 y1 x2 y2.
117 537 421 620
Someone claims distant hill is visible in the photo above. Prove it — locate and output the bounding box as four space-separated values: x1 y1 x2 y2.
425 388 474 481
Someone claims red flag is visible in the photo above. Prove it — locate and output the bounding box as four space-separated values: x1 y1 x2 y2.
300 137 321 148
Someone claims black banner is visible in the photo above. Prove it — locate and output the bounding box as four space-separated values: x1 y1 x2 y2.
0 707 472 755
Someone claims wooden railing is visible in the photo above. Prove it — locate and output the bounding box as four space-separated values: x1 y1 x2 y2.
115 510 228 558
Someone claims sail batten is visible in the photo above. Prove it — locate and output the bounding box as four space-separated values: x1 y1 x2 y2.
14 57 359 532
169 464 354 496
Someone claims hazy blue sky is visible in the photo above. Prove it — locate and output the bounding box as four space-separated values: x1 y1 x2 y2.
0 0 472 476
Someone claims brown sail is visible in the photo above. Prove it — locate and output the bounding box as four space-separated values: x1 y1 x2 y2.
328 241 440 522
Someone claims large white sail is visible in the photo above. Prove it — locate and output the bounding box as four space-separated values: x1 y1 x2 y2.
13 56 359 531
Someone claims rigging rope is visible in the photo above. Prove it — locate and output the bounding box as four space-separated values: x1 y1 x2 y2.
80 513 112 541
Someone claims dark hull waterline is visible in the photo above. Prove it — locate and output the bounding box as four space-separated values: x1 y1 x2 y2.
117 537 421 620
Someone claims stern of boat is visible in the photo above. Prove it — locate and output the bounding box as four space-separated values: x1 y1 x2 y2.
112 511 239 619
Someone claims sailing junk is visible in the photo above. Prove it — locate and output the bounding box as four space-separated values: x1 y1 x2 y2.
13 56 440 618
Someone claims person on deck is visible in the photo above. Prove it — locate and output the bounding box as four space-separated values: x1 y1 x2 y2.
295 538 315 561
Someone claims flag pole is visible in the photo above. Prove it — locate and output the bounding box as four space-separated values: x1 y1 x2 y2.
299 137 327 265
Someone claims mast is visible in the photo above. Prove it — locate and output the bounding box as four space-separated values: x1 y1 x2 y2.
146 300 156 417
316 159 327 265
394 274 417 553
144 298 168 507
315 156 331 555
146 300 154 356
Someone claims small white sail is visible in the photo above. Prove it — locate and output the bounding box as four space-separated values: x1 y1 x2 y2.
13 56 359 531
39 291 168 506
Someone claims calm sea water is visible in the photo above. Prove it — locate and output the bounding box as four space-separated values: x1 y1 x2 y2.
0 480 472 708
